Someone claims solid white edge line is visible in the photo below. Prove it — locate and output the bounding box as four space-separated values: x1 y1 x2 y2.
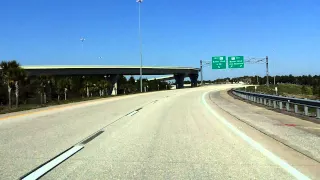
127 111 138 116
22 145 84 180
202 92 310 180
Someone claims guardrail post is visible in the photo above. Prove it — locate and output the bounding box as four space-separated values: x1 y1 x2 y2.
279 102 283 110
286 102 290 111
254 97 256 102
268 100 272 107
264 99 267 105
317 108 320 119
273 101 277 108
304 106 308 116
294 105 298 113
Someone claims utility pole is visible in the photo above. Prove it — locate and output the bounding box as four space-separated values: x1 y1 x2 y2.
266 56 269 87
257 76 259 85
200 60 203 86
274 76 276 85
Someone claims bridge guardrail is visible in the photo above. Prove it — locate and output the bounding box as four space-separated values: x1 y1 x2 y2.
232 89 320 119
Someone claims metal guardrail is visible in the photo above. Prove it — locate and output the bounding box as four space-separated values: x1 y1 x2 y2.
232 89 320 119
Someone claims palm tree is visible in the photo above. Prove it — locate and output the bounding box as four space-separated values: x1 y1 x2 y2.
55 77 73 101
36 75 50 104
63 77 72 100
0 60 26 108
97 80 110 96
82 79 97 97
91 84 99 97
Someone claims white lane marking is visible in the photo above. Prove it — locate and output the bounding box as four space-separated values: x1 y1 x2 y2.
127 111 138 116
22 145 83 180
302 127 320 130
202 92 310 180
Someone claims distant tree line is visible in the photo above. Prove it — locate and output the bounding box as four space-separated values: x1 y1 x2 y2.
213 75 320 97
184 80 213 84
0 60 170 108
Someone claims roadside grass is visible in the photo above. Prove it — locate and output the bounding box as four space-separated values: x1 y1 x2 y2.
238 84 319 100
0 96 110 114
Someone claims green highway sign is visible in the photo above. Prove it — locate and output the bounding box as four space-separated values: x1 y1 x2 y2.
212 56 226 69
228 56 244 68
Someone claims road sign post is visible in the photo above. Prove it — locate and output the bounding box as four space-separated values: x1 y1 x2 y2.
212 56 226 69
228 56 244 68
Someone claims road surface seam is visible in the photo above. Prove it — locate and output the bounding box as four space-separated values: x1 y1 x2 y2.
126 111 138 116
19 98 159 180
202 91 310 180
211 91 320 164
79 130 105 145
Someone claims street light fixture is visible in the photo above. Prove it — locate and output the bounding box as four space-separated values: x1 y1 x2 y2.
80 37 85 50
137 0 143 92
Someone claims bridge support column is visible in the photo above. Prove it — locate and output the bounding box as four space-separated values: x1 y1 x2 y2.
174 74 185 89
189 74 199 87
106 75 119 96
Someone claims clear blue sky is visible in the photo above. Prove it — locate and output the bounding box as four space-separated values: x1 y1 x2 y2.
1 0 319 80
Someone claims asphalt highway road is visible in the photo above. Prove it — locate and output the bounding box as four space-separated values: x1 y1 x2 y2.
0 85 318 179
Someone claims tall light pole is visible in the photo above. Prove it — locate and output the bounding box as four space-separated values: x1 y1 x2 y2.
80 37 85 50
137 0 143 92
200 60 203 86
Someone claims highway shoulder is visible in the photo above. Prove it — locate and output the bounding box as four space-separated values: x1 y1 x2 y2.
206 89 320 179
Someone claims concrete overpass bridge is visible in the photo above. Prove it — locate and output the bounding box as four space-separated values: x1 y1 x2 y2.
17 65 199 92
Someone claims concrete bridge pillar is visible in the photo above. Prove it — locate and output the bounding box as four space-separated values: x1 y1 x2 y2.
189 74 199 87
106 75 119 95
174 74 185 89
